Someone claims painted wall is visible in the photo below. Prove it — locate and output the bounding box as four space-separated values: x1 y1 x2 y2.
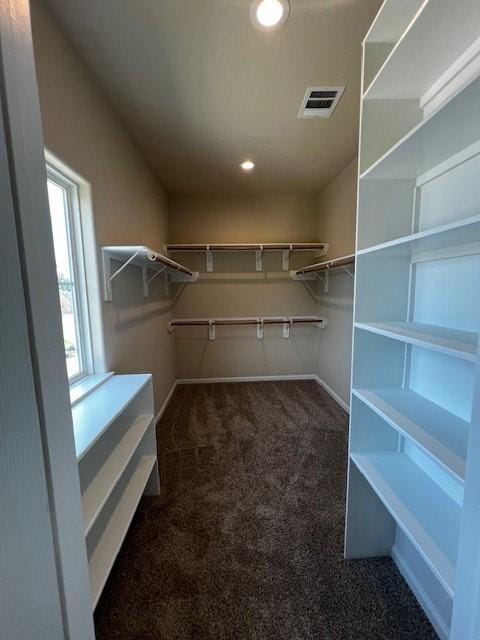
31 2 175 413
314 158 357 409
168 195 321 379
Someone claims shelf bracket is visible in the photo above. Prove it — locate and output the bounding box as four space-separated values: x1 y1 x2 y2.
142 265 167 298
102 249 141 302
343 266 354 279
282 246 293 271
206 247 213 272
208 321 216 341
283 319 291 339
315 270 329 293
255 246 263 272
257 318 264 339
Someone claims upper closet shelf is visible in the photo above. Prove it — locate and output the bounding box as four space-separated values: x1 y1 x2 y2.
364 0 423 46
165 242 328 272
102 245 199 302
361 77 480 180
364 0 480 110
290 254 355 293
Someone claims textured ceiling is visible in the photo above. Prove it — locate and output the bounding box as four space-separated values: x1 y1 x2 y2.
45 0 381 196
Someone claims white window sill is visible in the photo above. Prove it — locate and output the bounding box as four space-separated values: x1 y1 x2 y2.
70 372 114 406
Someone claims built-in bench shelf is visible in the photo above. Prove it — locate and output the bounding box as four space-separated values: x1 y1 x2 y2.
73 374 160 608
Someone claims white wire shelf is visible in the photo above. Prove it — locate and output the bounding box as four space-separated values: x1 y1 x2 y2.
290 254 355 292
165 242 328 272
169 315 327 341
101 245 199 301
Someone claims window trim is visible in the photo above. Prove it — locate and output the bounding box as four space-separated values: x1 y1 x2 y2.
46 150 106 389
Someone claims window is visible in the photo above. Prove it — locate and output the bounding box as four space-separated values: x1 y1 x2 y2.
47 162 94 384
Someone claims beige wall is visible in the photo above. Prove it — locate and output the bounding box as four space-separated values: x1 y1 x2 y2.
31 1 175 412
168 195 321 379
314 158 357 408
317 158 358 259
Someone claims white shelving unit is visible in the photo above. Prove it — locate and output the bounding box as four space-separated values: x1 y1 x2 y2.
73 374 160 608
102 245 199 301
346 3 480 639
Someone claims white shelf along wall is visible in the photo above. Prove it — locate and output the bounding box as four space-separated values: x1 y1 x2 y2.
346 2 480 639
73 374 160 608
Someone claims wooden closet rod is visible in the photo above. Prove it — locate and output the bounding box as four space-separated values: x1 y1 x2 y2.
166 243 327 252
295 254 355 275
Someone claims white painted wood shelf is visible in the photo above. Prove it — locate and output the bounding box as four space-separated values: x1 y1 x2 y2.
73 374 151 461
355 321 478 363
361 77 480 180
82 414 154 535
364 0 480 103
351 452 461 597
88 455 157 607
75 374 160 609
347 5 480 636
352 388 468 481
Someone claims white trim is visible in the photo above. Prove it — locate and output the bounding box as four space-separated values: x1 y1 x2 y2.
315 376 350 413
155 380 179 425
392 545 450 640
177 374 317 385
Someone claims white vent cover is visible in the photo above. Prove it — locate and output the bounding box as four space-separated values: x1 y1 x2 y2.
298 87 345 118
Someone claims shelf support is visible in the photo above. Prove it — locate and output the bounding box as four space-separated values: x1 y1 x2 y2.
142 266 167 298
257 318 264 339
208 321 215 341
283 320 291 339
282 246 293 271
102 249 141 302
255 246 263 272
205 247 214 272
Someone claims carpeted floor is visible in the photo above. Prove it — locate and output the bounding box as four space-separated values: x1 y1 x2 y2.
94 381 438 639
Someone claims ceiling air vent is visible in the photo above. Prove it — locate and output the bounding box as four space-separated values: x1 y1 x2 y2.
298 87 345 118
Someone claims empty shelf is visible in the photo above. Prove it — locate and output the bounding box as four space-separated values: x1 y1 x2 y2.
364 0 480 100
357 213 480 258
364 0 423 45
355 321 478 362
291 254 355 276
351 451 460 596
361 76 480 180
88 455 156 607
353 388 468 480
73 374 151 461
82 414 153 535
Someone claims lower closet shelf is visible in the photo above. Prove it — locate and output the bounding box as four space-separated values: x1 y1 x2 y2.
351 452 460 596
352 388 468 481
82 414 154 535
88 455 156 607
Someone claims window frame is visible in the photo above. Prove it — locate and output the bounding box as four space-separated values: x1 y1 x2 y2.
46 151 106 389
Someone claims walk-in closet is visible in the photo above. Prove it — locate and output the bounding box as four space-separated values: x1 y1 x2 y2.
1 1 479 639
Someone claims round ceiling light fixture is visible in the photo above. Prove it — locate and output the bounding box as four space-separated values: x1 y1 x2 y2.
250 0 290 31
240 160 255 171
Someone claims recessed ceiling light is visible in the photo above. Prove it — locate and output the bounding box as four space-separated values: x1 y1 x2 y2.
250 0 290 31
240 160 255 171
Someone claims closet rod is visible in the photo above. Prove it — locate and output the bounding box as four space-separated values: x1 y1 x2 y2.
295 254 355 275
169 316 326 327
147 250 194 276
166 243 327 252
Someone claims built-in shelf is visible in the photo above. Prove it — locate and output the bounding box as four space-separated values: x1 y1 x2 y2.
357 214 480 259
351 452 460 597
88 455 156 607
353 388 468 481
169 315 327 341
364 0 423 46
361 76 480 180
102 245 199 301
73 374 151 461
165 242 328 272
364 0 480 104
355 321 478 362
82 414 153 535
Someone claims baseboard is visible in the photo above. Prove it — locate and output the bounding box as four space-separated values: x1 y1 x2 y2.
155 379 178 425
177 374 317 385
391 545 450 640
314 376 350 413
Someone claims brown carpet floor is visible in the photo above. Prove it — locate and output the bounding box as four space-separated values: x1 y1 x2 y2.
94 380 438 639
